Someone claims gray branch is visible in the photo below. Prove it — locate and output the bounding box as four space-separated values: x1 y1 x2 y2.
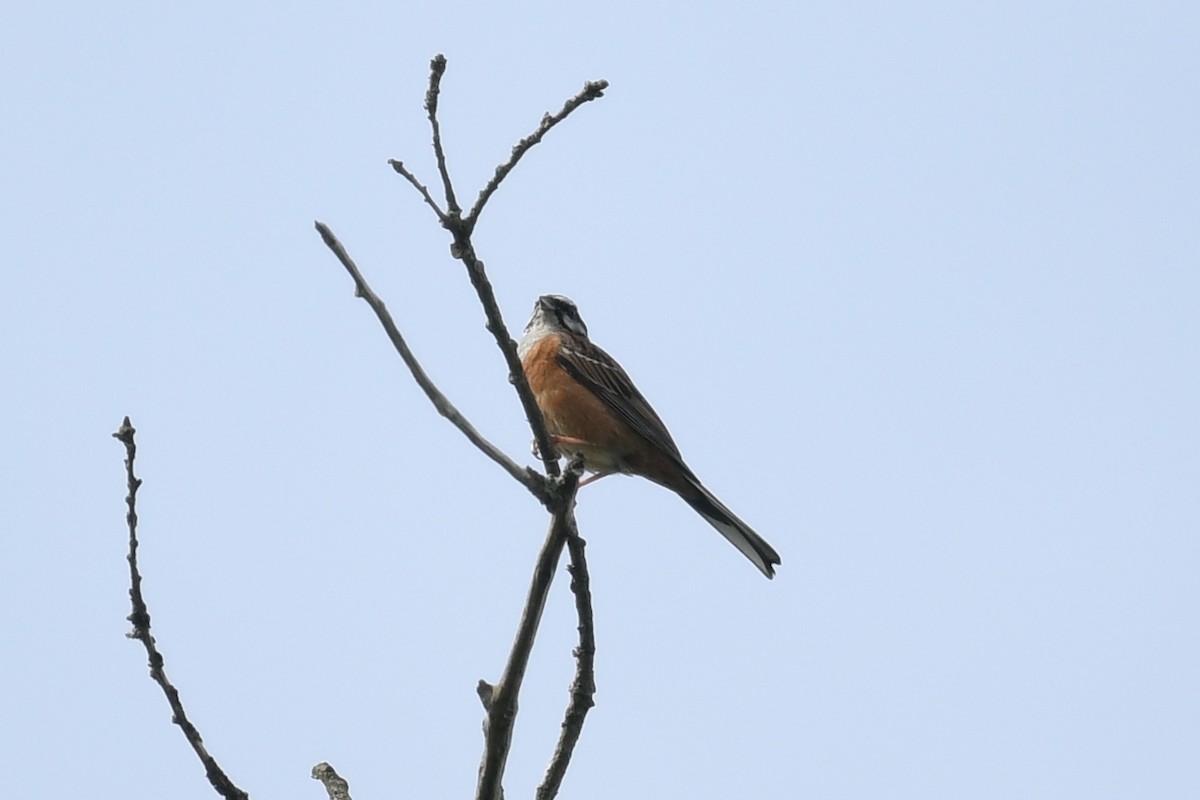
113 418 250 800
313 221 552 506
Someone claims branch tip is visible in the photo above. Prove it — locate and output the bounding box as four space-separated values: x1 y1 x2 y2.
423 53 460 215
466 76 610 224
312 762 354 800
114 419 248 800
477 679 495 710
390 159 448 221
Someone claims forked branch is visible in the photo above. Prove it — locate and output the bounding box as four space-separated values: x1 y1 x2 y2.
388 63 608 481
316 56 606 800
118 56 604 800
537 515 596 800
478 466 582 800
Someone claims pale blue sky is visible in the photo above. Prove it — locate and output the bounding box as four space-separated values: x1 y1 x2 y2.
2 2 1197 798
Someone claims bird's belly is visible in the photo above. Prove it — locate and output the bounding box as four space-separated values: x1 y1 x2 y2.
541 388 633 474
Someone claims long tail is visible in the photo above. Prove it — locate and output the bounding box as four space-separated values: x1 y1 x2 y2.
681 481 781 579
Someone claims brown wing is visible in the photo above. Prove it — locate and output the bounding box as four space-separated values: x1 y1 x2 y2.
556 336 686 463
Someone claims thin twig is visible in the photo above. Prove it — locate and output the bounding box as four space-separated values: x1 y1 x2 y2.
112 417 249 800
477 471 582 800
536 506 596 800
387 159 446 222
314 221 553 505
311 762 353 800
424 54 460 217
465 79 609 229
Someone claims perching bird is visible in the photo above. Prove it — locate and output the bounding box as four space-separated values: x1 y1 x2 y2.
517 294 781 578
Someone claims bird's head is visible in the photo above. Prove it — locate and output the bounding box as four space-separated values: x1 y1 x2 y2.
525 294 588 338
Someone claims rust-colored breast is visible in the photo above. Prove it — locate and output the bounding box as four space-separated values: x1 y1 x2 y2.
521 334 695 495
522 334 633 475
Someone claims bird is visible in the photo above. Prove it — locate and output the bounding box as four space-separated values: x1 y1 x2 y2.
517 294 781 578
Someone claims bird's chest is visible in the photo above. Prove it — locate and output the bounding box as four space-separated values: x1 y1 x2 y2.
521 335 632 473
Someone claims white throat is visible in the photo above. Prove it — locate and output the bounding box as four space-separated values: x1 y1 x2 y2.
517 314 555 361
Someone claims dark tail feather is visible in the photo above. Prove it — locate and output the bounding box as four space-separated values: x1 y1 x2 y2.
682 482 781 579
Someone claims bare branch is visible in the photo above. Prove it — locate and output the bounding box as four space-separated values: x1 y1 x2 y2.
314 221 553 504
424 54 461 217
112 417 249 800
407 71 600 478
311 762 353 800
451 239 562 479
396 63 607 799
387 159 447 223
537 509 596 800
321 60 607 800
465 79 609 228
477 470 582 800
388 71 610 480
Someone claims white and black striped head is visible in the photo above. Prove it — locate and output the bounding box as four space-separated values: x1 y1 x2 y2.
518 294 589 358
527 294 588 337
